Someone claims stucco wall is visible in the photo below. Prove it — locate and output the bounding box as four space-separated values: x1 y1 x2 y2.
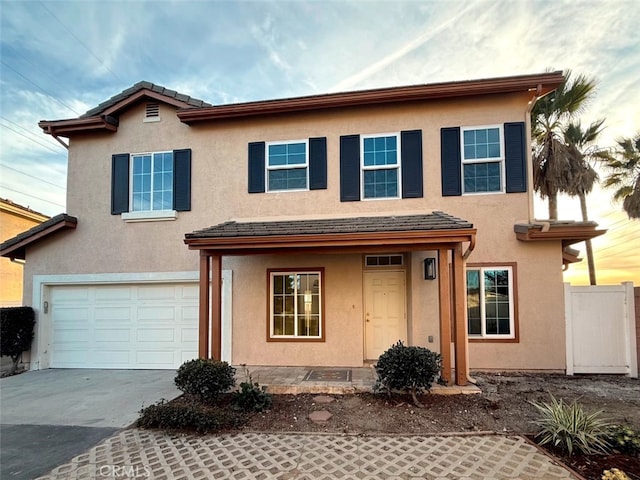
23 91 568 370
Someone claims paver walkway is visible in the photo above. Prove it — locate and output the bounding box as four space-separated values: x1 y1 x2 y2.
36 429 578 479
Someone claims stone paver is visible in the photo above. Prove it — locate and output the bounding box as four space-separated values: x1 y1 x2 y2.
35 430 578 480
312 395 335 404
308 410 333 423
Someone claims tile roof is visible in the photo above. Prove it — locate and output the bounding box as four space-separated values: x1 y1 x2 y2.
81 81 212 118
186 212 473 239
0 213 77 260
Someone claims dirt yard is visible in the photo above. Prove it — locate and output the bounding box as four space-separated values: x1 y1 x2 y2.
240 372 640 479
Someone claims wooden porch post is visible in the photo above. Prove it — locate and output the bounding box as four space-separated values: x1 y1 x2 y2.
198 252 210 358
210 254 222 361
438 248 452 385
453 244 469 386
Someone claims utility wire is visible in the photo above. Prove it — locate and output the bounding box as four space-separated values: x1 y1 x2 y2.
0 163 66 190
0 61 82 116
38 1 122 83
0 184 65 208
0 118 64 153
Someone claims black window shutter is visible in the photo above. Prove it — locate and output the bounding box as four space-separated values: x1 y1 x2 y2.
504 122 527 193
173 148 191 211
248 142 265 193
340 135 360 202
309 137 327 190
111 153 130 214
401 130 423 198
440 127 462 196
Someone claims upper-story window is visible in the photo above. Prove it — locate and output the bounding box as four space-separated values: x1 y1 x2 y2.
267 140 308 191
361 134 401 199
111 149 191 220
461 125 504 194
131 152 173 211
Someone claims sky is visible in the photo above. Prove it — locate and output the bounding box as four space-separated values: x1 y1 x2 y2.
0 0 638 285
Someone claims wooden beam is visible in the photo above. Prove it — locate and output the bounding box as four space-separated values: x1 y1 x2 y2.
438 248 452 385
210 254 222 361
453 244 468 386
198 253 210 358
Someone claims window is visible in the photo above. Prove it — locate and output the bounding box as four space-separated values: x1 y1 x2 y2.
131 152 174 211
361 134 400 199
269 269 323 340
266 140 308 191
365 254 403 267
111 149 190 218
466 265 516 340
461 126 504 194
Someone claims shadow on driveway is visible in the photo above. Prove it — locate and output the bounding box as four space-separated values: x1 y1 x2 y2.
0 369 179 480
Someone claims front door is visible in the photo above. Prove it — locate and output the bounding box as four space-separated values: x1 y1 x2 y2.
364 270 407 359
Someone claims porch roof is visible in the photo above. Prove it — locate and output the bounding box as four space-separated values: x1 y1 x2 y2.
184 212 476 254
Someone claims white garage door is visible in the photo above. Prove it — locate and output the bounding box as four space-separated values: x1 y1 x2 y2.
50 283 199 369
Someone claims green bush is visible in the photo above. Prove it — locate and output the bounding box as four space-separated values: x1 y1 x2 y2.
174 359 235 403
0 307 35 375
606 424 640 454
137 398 242 433
233 367 272 412
374 341 442 407
531 394 611 455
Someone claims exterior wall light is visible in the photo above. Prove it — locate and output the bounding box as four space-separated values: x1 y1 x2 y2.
424 257 437 280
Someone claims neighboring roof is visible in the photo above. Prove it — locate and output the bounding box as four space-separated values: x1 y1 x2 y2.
178 71 564 124
39 81 211 137
514 220 606 248
0 214 77 260
185 212 476 254
0 198 49 223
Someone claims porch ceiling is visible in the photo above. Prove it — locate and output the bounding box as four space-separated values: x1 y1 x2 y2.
184 212 476 255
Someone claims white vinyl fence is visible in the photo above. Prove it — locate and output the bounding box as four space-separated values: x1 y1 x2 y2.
565 282 637 378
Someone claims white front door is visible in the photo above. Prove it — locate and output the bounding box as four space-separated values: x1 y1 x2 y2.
364 270 407 359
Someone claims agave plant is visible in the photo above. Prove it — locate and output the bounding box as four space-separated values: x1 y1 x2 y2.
530 394 611 455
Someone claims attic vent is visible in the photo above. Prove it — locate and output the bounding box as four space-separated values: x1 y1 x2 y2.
144 102 160 122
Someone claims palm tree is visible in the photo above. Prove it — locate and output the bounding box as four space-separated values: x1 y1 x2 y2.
563 120 605 284
532 71 598 219
600 134 640 219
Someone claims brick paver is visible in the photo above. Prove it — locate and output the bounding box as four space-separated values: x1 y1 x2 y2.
36 430 578 479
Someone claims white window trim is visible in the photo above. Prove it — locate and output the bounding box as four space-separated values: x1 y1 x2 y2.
129 151 174 213
265 139 310 193
269 270 322 339
460 125 505 195
467 265 515 339
360 132 401 201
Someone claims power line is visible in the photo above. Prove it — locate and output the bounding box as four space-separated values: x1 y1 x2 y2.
0 119 64 153
0 184 65 208
38 1 122 83
0 163 66 190
0 61 82 116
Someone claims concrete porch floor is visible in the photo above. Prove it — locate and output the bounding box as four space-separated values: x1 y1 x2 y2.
234 365 481 395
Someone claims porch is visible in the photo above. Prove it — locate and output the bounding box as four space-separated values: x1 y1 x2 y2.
235 365 481 395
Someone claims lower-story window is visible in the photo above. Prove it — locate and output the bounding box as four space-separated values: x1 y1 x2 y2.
268 268 324 341
466 264 517 340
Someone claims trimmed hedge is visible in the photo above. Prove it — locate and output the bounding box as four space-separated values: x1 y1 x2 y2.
0 306 35 375
174 359 236 403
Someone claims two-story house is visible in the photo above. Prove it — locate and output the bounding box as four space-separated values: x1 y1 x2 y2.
1 71 605 385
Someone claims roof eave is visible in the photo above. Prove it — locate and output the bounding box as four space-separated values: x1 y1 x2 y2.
178 71 564 124
0 216 78 260
514 223 607 247
39 116 118 137
184 228 478 255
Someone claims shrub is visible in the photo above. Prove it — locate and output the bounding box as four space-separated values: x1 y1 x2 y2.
233 367 272 412
374 341 442 407
137 398 242 433
174 359 236 403
606 424 640 454
0 307 35 375
530 394 611 455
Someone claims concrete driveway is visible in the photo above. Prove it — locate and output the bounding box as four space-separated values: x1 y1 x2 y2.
0 369 179 480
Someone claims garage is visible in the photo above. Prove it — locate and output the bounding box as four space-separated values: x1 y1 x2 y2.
49 282 199 369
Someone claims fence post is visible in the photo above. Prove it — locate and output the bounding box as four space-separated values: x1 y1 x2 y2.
623 282 638 378
564 282 574 376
